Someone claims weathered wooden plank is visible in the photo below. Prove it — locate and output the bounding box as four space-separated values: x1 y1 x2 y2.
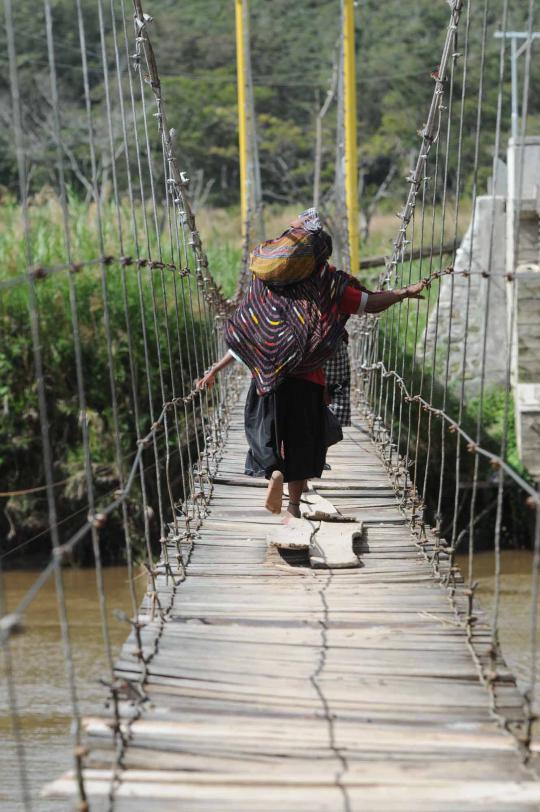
266 517 314 550
310 521 363 568
46 772 540 808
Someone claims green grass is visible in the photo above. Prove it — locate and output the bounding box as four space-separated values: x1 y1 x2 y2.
0 190 244 293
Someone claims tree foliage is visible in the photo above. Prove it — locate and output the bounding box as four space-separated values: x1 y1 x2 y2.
0 0 538 210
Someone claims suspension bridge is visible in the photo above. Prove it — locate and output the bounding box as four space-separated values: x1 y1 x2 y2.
1 0 540 810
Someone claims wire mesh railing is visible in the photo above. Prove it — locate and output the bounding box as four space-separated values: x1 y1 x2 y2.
0 1 240 808
348 0 540 754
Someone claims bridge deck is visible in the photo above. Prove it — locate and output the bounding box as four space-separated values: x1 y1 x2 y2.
47 392 540 810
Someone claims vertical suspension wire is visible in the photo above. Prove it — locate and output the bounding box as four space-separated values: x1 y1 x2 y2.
166 222 199 523
394 119 429 501
393 213 416 498
93 0 148 616
433 42 459 553
185 181 220 452
178 222 215 503
473 0 509 666
129 0 233 520
516 0 539 745
0 571 31 810
235 0 250 249
129 2 175 588
448 0 473 590
334 32 347 268
171 182 210 515
3 0 86 806
420 130 443 521
410 157 430 530
374 301 388 444
171 207 208 516
364 313 379 432
91 2 170 785
96 0 125 257
384 241 404 467
463 0 490 593
342 0 359 274
105 35 179 779
369 3 466 511
116 0 168 591
132 51 175 580
387 221 410 480
129 7 209 512
244 0 265 245
134 6 218 506
128 2 176 589
159 147 190 548
382 239 408 446
109 0 162 615
74 0 115 676
439 18 470 577
379 1 466 520
528 507 540 748
137 49 198 512
73 3 146 787
194 258 223 472
415 153 440 514
112 0 234 795
405 135 440 522
43 1 102 804
104 0 148 621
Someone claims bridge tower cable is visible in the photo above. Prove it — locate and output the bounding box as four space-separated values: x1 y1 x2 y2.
235 0 249 249
342 0 360 274
235 0 264 301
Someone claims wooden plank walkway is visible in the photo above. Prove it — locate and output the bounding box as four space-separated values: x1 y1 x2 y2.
47 389 540 810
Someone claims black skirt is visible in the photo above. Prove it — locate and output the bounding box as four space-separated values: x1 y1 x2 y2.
244 377 327 483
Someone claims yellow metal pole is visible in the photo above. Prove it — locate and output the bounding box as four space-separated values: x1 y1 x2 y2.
235 0 249 243
343 0 359 273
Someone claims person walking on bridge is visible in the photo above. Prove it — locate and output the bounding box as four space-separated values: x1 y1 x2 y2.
197 208 427 519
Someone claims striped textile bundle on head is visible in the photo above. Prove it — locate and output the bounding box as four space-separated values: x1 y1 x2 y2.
225 263 361 395
250 227 329 287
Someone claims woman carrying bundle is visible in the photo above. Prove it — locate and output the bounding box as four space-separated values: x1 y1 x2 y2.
196 208 427 520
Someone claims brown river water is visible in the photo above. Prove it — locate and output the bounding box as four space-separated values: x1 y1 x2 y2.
1 552 539 810
1 567 144 812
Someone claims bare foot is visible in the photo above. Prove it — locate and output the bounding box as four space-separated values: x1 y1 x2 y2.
284 501 301 520
265 471 284 514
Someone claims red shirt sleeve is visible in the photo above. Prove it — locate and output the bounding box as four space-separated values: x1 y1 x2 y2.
338 285 363 315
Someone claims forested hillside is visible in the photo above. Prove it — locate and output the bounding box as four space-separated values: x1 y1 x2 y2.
0 0 537 213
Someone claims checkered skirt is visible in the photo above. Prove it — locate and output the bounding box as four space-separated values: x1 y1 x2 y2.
324 342 351 427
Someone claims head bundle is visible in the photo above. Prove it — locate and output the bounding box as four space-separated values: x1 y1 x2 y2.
250 208 332 288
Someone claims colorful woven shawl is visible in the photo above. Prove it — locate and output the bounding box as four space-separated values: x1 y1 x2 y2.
225 263 361 395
